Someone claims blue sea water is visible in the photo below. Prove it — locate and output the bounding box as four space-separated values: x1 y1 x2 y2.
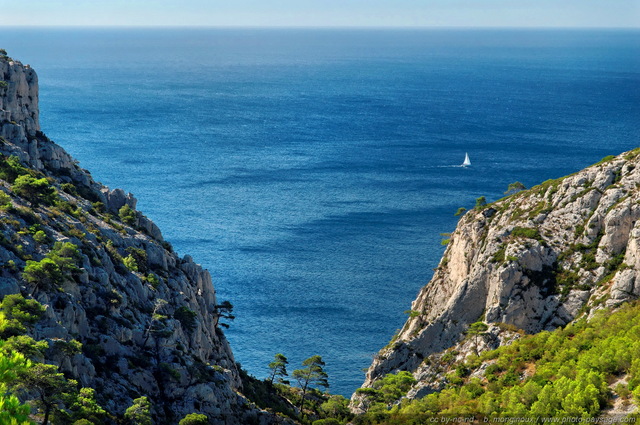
1 28 639 396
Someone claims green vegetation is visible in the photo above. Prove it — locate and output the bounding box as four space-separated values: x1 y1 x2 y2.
353 301 640 424
510 226 542 242
179 413 209 425
454 207 466 216
123 254 138 272
124 396 152 425
355 371 416 411
0 155 28 183
213 300 235 328
293 355 330 411
13 363 77 425
119 204 137 226
475 196 487 209
12 174 57 205
0 295 115 425
0 190 11 209
22 242 81 292
268 353 290 384
504 181 526 195
466 321 489 356
174 306 198 333
0 294 46 338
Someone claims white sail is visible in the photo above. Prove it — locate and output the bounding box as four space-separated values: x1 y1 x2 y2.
462 152 471 167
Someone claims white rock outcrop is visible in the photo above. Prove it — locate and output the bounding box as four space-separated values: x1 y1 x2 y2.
356 149 640 404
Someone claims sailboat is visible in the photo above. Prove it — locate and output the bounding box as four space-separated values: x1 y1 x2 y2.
462 152 471 167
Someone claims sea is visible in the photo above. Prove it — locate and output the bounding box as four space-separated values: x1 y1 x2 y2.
1 28 638 397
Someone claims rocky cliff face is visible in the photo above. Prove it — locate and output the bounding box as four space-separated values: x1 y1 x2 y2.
357 148 640 402
0 54 279 424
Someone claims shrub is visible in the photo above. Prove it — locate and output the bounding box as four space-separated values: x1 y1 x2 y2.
23 258 63 290
125 246 148 273
0 294 46 338
123 255 138 272
47 241 81 272
145 273 160 289
475 196 487 209
12 174 57 205
33 230 48 244
179 413 209 425
510 226 541 241
60 183 78 196
0 155 28 183
0 191 11 209
174 306 197 332
454 207 466 216
119 204 136 226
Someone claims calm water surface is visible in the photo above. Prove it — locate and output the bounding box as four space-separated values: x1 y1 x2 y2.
1 28 639 396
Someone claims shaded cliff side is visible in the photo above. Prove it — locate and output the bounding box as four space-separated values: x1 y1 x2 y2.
357 147 640 402
0 53 282 424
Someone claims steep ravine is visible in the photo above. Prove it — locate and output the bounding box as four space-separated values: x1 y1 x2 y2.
356 148 640 404
1 53 285 424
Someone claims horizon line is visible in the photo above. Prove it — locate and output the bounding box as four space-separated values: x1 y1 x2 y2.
2 24 639 30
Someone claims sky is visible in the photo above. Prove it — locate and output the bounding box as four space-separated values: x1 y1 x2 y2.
0 0 638 28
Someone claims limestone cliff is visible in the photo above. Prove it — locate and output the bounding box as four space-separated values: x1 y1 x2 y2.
358 147 640 402
0 53 282 424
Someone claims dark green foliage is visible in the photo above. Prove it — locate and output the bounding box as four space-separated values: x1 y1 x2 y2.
12 174 57 205
91 201 105 214
67 387 110 425
491 245 506 264
237 367 299 420
0 190 11 209
510 226 542 241
0 294 46 337
12 363 78 425
60 182 78 196
466 322 489 355
0 155 28 183
0 335 48 361
504 181 526 195
33 229 49 244
319 395 352 423
214 301 235 328
454 207 466 216
268 353 289 384
126 246 148 273
22 258 60 290
119 204 137 226
595 155 616 165
144 273 161 289
124 396 152 425
47 241 81 272
313 419 342 425
293 355 329 411
23 242 81 292
179 413 209 425
475 196 487 209
174 306 198 333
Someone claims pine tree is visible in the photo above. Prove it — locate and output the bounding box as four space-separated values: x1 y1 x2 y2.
292 355 329 412
268 353 289 385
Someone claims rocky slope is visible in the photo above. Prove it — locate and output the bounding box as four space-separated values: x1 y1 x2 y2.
0 53 281 424
356 147 640 404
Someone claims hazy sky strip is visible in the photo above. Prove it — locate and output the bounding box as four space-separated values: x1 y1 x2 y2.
1 0 638 27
